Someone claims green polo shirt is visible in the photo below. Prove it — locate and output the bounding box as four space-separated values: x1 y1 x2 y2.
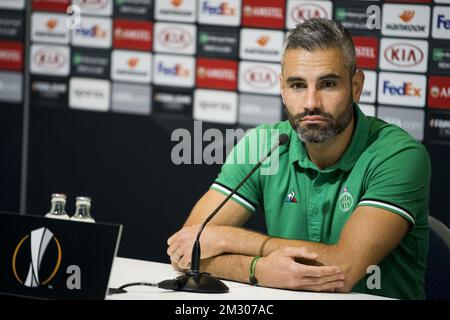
210 104 431 300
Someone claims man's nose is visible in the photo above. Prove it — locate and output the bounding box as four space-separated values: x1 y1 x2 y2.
304 88 321 110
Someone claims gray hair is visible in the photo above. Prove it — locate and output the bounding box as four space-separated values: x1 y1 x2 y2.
282 18 357 76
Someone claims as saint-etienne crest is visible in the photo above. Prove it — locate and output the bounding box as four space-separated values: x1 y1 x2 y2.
338 186 353 212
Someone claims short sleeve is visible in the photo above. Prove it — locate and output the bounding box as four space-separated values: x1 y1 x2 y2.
357 144 431 227
210 127 270 213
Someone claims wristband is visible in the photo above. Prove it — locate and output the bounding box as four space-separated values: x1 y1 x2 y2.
249 256 262 286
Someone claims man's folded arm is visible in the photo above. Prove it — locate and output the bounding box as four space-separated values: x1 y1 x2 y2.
190 205 409 292
173 189 409 292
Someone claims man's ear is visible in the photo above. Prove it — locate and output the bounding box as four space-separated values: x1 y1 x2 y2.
279 73 286 105
352 69 365 102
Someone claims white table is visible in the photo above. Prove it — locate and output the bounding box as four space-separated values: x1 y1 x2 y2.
107 257 391 300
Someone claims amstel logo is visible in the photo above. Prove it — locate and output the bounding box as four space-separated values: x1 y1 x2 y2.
12 227 62 288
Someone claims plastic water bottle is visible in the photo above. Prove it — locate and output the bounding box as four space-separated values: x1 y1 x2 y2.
45 193 70 220
71 196 95 223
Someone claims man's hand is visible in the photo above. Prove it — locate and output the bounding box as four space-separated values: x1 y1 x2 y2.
167 224 225 269
257 247 345 292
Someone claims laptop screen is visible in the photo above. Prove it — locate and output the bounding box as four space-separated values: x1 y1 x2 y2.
0 211 122 299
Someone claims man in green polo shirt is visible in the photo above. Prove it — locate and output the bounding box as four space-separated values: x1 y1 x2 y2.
167 18 431 300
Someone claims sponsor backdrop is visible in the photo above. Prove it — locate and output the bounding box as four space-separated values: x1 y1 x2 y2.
0 1 449 262
0 1 25 213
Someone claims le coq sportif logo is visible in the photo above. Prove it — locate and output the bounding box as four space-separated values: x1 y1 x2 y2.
12 227 62 288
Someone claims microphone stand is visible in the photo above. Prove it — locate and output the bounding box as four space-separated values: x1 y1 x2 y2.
170 134 289 293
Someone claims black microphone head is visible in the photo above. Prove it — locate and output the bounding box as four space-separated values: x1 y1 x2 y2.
278 133 289 145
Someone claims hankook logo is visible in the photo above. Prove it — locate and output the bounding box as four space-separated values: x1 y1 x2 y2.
155 0 196 23
381 4 431 38
12 227 62 288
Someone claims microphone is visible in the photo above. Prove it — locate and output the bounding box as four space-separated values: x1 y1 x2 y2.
167 133 290 293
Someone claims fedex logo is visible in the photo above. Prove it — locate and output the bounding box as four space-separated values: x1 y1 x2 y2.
378 72 426 107
153 54 195 88
202 1 236 16
71 17 112 48
383 81 421 97
75 25 107 38
433 7 450 39
198 0 241 26
157 62 190 77
437 14 450 29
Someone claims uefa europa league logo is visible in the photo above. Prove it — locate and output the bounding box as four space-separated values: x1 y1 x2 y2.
12 227 62 287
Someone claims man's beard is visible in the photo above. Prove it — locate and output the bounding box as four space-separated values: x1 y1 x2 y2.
285 97 354 144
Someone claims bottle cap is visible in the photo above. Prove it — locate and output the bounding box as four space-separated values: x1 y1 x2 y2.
51 193 66 198
76 196 91 205
51 193 67 202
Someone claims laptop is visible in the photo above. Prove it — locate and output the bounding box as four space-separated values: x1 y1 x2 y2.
0 211 122 299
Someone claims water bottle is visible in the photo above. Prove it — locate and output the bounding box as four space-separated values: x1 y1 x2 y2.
71 196 95 223
45 193 70 220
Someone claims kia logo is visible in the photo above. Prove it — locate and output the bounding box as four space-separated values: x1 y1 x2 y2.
34 49 65 69
244 66 277 89
158 27 191 49
78 0 107 9
384 43 424 67
291 4 328 23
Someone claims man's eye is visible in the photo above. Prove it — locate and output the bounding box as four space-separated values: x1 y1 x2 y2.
322 81 337 88
290 83 306 90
